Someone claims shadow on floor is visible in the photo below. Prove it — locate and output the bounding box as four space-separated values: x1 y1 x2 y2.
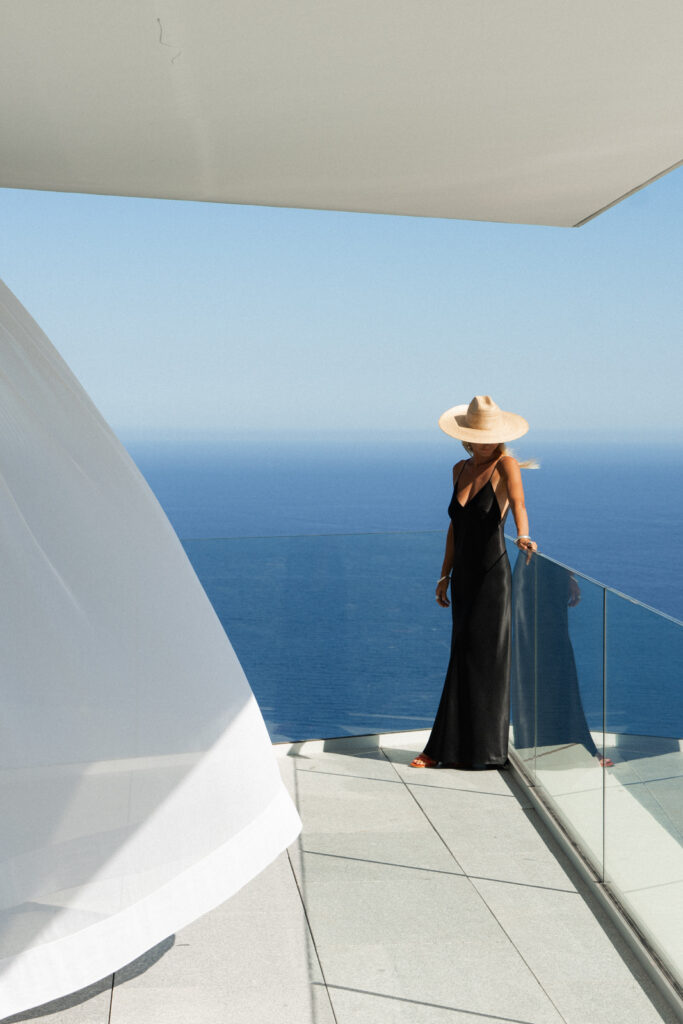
2 936 175 1023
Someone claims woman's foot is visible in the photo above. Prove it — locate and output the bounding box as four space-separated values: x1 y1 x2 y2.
410 753 438 768
598 756 614 767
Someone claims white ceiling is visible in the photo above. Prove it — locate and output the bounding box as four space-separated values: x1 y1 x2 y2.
2 1 682 226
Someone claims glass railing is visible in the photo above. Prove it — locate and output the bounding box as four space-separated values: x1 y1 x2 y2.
182 531 683 986
506 538 606 873
504 536 683 988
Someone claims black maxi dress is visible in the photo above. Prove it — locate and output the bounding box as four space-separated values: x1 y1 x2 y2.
423 462 511 767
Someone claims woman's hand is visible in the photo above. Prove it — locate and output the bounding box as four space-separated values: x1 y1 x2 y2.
435 577 451 607
515 536 537 565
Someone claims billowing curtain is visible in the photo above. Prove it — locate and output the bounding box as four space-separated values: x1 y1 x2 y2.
0 279 301 1017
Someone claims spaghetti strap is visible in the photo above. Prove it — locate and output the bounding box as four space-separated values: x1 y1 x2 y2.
485 458 502 488
453 460 468 486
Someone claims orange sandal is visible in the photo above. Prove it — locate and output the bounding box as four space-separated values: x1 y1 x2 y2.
410 753 438 768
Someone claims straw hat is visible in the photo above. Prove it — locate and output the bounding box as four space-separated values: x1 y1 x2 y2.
439 395 529 443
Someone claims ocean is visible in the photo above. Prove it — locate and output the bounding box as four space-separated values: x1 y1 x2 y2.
127 437 683 742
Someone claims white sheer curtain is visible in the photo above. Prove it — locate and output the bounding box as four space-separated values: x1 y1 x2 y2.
0 279 301 1017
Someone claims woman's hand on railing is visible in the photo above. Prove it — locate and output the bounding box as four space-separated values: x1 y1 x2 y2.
515 535 537 565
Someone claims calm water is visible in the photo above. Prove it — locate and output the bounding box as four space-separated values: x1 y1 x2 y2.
129 437 683 621
127 437 683 741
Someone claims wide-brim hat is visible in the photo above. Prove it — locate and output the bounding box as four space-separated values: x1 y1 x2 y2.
439 395 529 443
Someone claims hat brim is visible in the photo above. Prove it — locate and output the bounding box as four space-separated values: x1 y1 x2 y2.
438 404 529 443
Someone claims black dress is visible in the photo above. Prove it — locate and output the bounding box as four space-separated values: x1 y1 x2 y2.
423 461 511 767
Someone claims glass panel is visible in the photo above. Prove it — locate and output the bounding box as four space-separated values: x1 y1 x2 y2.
604 591 683 979
507 537 537 777
183 532 449 742
508 541 605 875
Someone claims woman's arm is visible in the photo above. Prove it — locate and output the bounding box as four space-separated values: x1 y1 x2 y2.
499 456 537 559
435 522 454 607
435 461 462 607
440 520 454 578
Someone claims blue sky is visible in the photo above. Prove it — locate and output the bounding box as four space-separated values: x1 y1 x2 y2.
1 168 682 444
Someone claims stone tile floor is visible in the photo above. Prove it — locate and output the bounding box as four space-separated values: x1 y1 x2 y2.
4 733 680 1024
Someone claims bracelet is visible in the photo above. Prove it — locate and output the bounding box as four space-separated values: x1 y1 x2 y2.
516 535 531 541
438 574 451 583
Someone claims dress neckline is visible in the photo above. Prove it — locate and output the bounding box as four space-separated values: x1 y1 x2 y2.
455 478 494 509
455 458 501 509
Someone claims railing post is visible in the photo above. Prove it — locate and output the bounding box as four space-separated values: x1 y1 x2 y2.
602 586 607 883
533 550 538 776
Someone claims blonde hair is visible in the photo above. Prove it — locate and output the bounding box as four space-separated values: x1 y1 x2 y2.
461 440 539 470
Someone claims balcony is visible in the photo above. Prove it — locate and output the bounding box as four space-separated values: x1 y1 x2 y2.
6 534 683 1023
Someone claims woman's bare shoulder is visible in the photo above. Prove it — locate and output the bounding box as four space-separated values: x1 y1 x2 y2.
452 458 466 480
496 455 521 488
498 454 519 473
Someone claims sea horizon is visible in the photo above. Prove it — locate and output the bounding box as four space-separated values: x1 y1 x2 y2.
124 433 683 622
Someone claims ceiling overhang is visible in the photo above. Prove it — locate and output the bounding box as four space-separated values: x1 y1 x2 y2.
2 1 682 226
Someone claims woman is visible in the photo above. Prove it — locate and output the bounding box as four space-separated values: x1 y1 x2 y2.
411 395 537 770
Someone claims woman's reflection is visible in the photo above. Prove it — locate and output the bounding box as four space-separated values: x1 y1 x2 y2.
511 551 612 766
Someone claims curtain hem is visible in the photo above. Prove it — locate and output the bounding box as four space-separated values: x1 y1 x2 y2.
0 782 301 1018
